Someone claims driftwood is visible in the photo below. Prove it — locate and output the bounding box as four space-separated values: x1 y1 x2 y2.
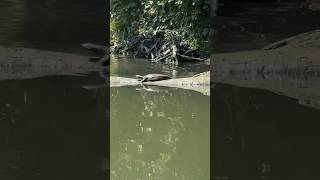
108 71 210 96
82 42 110 66
211 29 320 109
176 52 207 61
81 43 108 55
262 29 320 50
212 29 320 76
0 46 106 81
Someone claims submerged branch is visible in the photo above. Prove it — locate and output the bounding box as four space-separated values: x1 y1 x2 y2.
176 52 207 62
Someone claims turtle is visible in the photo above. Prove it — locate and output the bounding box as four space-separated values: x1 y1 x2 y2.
135 74 172 82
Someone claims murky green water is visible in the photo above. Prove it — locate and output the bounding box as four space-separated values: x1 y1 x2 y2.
110 56 210 179
0 0 108 179
0 0 106 50
0 74 108 179
212 83 320 180
111 55 209 78
4 0 320 179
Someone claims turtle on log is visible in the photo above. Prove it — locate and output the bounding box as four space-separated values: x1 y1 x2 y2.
135 74 172 82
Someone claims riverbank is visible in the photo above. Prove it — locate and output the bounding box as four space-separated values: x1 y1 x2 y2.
111 30 210 65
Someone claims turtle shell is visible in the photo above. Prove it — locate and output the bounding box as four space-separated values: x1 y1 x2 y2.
141 74 171 82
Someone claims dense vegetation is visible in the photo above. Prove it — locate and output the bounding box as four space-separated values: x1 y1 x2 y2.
111 0 212 52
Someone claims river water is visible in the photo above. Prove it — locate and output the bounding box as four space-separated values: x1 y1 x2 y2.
0 74 108 179
212 83 320 180
110 56 210 179
0 0 106 50
0 0 108 179
1 0 320 180
212 4 320 178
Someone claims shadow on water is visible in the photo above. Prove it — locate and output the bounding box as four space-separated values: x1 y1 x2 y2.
0 0 106 51
0 74 108 179
211 49 320 179
111 86 210 179
212 83 320 180
0 0 109 179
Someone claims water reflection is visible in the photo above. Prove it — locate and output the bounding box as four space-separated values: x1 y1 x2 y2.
0 74 108 179
211 49 320 178
212 83 320 179
212 56 320 110
111 55 209 78
0 0 106 50
0 0 108 179
111 86 210 179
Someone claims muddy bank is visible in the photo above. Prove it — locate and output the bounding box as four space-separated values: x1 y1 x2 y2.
111 31 210 65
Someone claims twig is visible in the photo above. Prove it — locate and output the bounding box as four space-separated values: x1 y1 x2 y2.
176 53 206 61
155 53 172 62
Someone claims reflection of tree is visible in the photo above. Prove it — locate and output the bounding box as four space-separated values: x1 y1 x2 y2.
0 0 106 48
111 87 210 180
0 1 27 46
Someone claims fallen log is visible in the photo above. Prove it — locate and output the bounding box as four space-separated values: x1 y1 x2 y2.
108 71 210 96
211 29 320 109
212 29 320 77
81 42 108 55
262 29 320 50
0 46 105 81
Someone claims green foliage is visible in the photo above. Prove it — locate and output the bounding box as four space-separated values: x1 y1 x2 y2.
111 0 212 50
110 0 141 42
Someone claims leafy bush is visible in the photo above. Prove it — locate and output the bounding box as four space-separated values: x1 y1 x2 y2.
111 0 212 50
